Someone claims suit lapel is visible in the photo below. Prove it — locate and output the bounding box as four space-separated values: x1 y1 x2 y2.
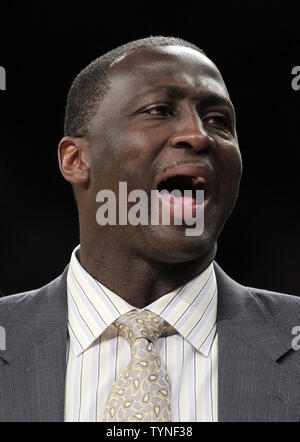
28 324 67 421
215 262 300 422
0 268 68 422
1 262 300 422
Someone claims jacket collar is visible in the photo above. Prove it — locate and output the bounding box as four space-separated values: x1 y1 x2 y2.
214 262 294 364
0 267 68 364
0 262 296 366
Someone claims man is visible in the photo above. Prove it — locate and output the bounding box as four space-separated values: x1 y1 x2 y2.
0 36 300 422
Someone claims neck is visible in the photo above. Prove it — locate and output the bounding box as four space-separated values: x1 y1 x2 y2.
79 236 216 309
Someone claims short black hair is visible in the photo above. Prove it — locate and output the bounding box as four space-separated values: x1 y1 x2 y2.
64 36 206 137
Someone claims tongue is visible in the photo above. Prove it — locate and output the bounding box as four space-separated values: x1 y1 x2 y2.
170 194 195 206
159 192 200 219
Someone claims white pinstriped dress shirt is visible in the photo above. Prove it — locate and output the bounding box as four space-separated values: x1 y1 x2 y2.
64 245 218 422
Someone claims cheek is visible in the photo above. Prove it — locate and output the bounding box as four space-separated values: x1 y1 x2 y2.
215 145 242 208
231 148 243 182
96 128 163 172
218 142 242 180
89 130 160 190
118 127 163 162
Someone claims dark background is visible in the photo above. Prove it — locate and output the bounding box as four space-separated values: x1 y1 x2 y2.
0 1 299 296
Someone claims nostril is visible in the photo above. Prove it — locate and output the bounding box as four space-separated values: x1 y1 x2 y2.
174 142 192 148
170 132 212 151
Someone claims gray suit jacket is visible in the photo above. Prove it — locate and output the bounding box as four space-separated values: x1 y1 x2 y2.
0 263 299 422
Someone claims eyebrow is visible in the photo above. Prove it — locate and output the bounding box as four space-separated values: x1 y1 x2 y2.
131 84 235 117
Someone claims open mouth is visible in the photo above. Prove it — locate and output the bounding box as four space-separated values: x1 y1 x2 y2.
154 163 214 221
157 175 206 198
156 174 207 221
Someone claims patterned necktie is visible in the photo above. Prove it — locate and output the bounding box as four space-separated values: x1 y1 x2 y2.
102 310 172 422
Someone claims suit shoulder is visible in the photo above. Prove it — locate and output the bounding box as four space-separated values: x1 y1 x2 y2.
249 286 300 307
0 270 68 326
247 286 300 334
0 286 45 323
0 287 40 306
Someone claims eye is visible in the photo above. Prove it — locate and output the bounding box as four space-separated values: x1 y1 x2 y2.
204 113 231 131
143 105 173 118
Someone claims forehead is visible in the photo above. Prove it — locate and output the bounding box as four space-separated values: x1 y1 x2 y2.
106 45 229 102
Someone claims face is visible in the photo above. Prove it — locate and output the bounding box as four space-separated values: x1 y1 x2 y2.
85 45 242 263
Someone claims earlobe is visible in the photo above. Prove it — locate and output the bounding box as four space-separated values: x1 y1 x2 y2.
58 137 90 184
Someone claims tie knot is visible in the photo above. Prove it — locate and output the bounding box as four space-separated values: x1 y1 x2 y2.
113 310 169 345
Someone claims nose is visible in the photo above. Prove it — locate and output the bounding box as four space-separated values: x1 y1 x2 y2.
169 112 214 152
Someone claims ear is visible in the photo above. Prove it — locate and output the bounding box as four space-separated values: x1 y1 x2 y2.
58 136 91 184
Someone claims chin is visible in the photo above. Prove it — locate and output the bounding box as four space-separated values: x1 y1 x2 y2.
142 224 218 264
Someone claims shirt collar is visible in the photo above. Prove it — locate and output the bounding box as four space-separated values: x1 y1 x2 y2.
67 245 217 357
147 263 217 356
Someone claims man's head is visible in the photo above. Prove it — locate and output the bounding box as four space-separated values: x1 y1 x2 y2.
64 36 206 138
58 36 242 265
